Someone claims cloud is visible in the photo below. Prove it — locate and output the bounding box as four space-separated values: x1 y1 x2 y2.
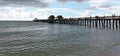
87 4 112 11
0 0 119 21
89 0 109 4
99 4 112 8
85 0 114 15
88 0 112 8
0 0 91 8
87 6 96 10
57 0 90 3
42 0 56 3
98 6 120 15
0 0 49 7
0 7 81 20
0 7 31 20
80 10 92 17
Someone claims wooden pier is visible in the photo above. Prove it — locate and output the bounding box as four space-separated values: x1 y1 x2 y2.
33 15 120 30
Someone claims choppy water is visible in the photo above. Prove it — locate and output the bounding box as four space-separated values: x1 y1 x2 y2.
0 21 120 56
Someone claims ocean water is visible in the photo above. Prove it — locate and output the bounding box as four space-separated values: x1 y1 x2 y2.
0 21 120 56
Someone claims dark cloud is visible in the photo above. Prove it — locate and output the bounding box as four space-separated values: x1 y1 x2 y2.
57 0 90 3
0 0 91 7
0 0 48 7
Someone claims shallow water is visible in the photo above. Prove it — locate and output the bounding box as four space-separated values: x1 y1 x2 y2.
0 21 120 56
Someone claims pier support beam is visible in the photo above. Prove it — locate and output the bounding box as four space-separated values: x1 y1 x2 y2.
106 20 109 27
109 19 111 28
90 17 92 27
113 19 115 29
116 19 118 29
119 19 120 29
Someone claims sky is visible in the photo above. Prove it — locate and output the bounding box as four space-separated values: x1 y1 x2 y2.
0 0 120 21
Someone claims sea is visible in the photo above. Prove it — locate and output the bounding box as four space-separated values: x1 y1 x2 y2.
0 21 120 56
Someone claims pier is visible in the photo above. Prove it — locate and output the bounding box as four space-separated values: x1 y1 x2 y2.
33 15 120 29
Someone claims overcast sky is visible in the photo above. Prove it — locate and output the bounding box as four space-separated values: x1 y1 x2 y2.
0 0 120 20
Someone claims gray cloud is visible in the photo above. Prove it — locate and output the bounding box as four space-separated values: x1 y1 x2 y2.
87 6 97 10
57 0 90 3
87 4 112 10
99 4 112 8
0 0 48 7
0 0 91 7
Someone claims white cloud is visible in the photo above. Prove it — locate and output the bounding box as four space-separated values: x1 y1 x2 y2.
42 0 56 3
88 0 112 9
98 6 120 15
57 0 89 3
0 7 82 20
85 0 120 17
80 10 92 17
110 6 120 12
0 7 29 18
89 0 109 4
0 0 119 21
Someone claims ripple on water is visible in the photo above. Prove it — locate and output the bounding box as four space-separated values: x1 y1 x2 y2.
0 22 120 56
